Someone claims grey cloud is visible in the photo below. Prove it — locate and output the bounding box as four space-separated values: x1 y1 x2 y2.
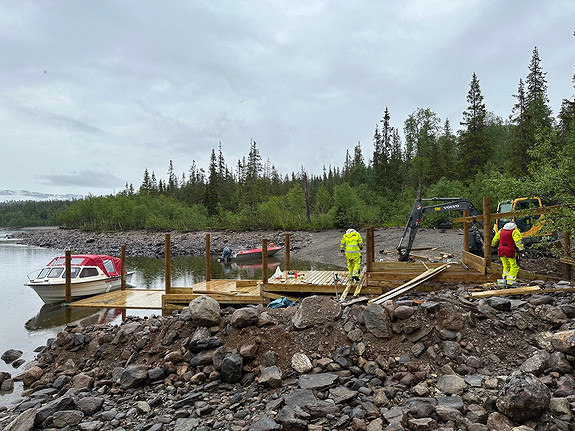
38 170 124 188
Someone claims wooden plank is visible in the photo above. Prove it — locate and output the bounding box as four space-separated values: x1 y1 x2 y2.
560 257 575 267
369 264 451 304
70 289 164 309
466 286 575 298
461 250 486 275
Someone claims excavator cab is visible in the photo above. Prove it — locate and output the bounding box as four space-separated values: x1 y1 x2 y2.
493 197 556 245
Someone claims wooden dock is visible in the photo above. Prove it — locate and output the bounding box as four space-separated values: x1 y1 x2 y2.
69 289 164 309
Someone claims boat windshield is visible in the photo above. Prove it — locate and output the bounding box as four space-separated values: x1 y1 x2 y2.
47 268 64 278
37 268 50 279
51 257 87 266
60 267 80 278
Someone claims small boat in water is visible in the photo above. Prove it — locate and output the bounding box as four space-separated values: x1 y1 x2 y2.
235 245 282 260
25 254 134 304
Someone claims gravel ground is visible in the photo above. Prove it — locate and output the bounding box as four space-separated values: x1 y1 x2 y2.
10 226 467 267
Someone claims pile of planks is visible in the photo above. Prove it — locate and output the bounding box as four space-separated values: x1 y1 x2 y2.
369 263 451 305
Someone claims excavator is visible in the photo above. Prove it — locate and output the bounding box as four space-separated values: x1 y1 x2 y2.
397 197 481 261
397 196 557 261
493 197 557 245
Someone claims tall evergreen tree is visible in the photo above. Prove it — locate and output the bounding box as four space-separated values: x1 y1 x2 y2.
204 150 220 216
509 47 554 176
459 73 490 179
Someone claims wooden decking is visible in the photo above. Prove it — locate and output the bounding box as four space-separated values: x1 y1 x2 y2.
69 289 164 309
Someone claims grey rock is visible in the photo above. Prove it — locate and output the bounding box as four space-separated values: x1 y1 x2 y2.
220 353 242 383
174 417 201 431
120 364 148 389
77 420 105 431
291 352 312 373
1 349 23 364
548 351 572 374
258 366 282 388
443 340 461 358
292 295 342 329
3 408 36 431
188 295 221 327
421 301 440 313
329 386 358 404
486 411 516 430
520 350 549 376
486 297 512 311
1 378 14 391
284 388 317 409
402 397 437 418
298 372 339 390
230 307 259 328
496 371 551 423
189 350 215 366
550 329 575 355
394 305 415 320
464 374 484 388
436 374 467 395
436 395 464 411
76 396 104 415
363 303 391 339
249 415 281 431
35 395 75 424
52 410 84 428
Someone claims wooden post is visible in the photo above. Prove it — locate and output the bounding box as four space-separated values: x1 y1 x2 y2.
463 210 470 252
65 249 72 303
262 239 269 283
205 233 211 282
285 233 290 271
165 233 171 294
366 226 374 273
121 245 126 291
483 197 492 269
564 231 572 279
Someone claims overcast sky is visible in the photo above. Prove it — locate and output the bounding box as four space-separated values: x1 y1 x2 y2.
1 0 574 199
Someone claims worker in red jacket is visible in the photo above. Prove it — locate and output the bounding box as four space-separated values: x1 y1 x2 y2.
491 222 525 287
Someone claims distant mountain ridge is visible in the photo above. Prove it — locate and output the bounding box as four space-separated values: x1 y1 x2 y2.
0 190 83 202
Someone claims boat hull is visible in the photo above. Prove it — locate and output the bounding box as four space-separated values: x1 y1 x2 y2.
235 247 282 260
26 273 134 304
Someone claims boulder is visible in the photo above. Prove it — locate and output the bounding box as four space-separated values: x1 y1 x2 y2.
220 353 242 383
230 307 259 328
496 371 551 423
188 295 221 327
363 303 391 339
1 349 23 364
292 296 342 329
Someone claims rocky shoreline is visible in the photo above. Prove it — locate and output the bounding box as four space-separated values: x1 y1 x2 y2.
2 281 575 430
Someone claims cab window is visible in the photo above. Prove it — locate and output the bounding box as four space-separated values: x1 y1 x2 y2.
47 268 64 278
79 267 99 278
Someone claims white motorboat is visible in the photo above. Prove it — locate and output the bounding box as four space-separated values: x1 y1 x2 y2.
25 254 134 304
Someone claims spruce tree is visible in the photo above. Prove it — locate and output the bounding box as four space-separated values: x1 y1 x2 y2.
459 73 490 179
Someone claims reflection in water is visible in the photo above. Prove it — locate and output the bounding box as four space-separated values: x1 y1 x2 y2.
25 304 123 331
126 256 341 289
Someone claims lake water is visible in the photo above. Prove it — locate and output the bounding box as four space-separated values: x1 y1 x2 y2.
0 229 340 406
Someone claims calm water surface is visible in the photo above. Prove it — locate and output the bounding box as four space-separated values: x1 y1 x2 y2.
0 229 340 405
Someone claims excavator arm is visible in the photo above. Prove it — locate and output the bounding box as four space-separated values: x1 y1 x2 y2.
397 197 482 261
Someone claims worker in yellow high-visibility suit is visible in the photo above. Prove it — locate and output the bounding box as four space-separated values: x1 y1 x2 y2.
491 221 525 287
340 225 363 281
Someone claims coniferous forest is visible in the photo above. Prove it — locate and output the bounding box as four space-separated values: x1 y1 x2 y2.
2 47 575 233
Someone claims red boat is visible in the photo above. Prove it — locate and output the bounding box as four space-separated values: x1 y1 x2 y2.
235 245 282 260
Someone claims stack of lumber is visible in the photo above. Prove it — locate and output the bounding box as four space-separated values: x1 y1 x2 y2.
369 263 451 304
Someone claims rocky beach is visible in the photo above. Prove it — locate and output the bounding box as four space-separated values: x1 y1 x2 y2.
1 227 575 430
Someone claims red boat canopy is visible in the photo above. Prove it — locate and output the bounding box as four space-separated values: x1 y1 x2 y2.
46 255 123 277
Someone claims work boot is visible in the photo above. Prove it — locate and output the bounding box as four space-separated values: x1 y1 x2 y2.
352 276 360 282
